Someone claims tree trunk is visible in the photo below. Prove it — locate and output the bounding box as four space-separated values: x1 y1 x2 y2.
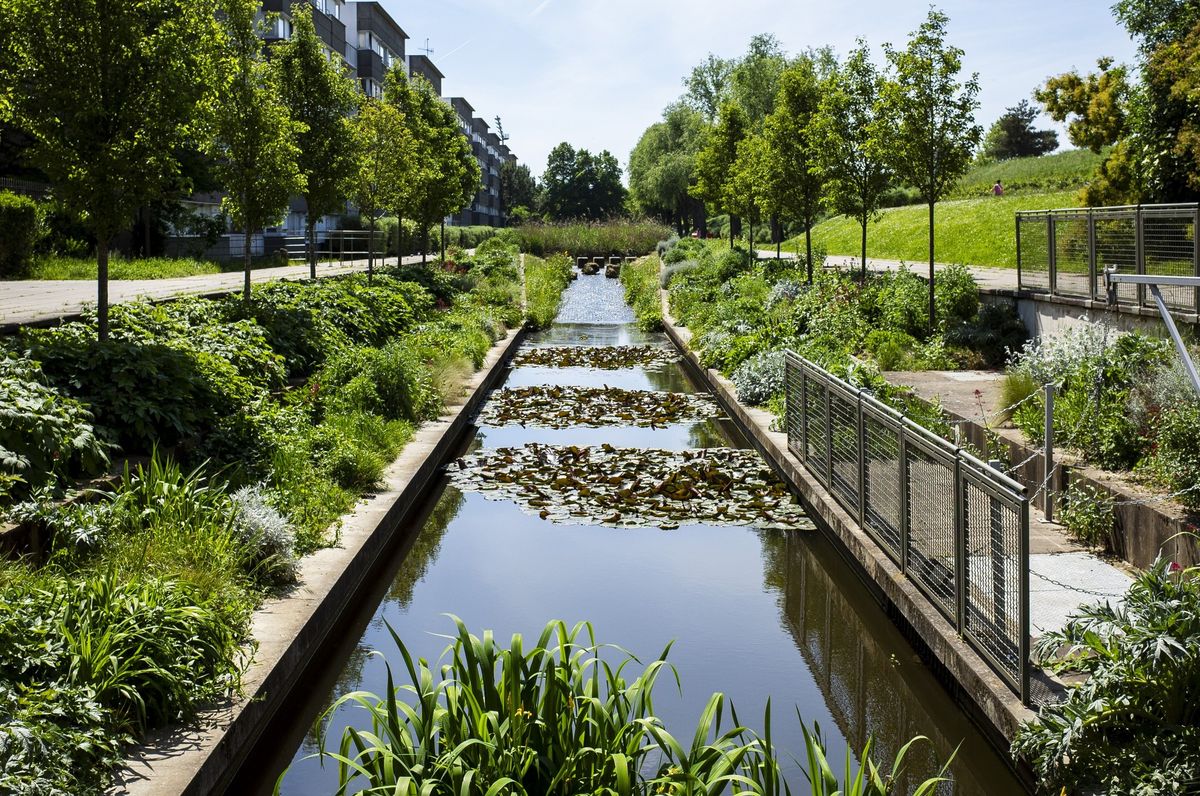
860 212 868 282
422 225 429 265
440 219 446 262
368 215 376 282
97 238 110 342
397 214 404 267
928 200 936 331
308 217 317 280
243 225 253 305
805 224 814 285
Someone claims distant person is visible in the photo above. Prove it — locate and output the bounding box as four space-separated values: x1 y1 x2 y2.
992 180 1004 197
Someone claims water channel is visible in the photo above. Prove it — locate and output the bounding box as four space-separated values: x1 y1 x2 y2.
265 272 1024 794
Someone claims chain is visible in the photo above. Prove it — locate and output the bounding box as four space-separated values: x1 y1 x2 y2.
1030 568 1128 599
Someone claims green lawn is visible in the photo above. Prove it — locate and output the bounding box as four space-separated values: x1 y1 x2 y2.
29 255 223 280
795 190 1078 269
949 148 1104 199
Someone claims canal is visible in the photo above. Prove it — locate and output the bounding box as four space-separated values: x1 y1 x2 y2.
263 271 1023 794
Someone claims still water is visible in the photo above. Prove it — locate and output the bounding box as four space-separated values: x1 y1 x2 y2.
270 274 1023 795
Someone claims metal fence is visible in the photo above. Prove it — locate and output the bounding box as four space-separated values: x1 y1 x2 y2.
1016 203 1200 314
785 353 1031 703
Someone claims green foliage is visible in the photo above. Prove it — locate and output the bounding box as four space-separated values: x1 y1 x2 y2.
4 0 221 337
524 254 573 330
309 618 950 796
0 354 109 503
540 142 627 220
1014 560 1200 795
813 40 893 271
318 342 443 424
950 148 1105 199
1060 481 1118 549
272 1 359 271
210 0 304 295
0 191 38 278
627 104 709 229
620 256 664 332
981 100 1059 161
516 220 670 257
691 101 749 224
944 301 1028 368
1142 401 1200 508
348 99 414 269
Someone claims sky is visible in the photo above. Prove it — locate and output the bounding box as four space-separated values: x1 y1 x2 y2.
378 0 1139 180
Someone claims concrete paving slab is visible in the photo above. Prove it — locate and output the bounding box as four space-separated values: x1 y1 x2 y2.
1029 552 1134 636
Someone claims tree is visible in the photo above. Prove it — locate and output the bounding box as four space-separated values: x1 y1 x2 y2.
1036 58 1129 154
540 142 627 220
727 133 768 249
683 54 734 122
762 57 826 281
691 101 749 249
500 161 538 221
730 34 789 129
3 0 220 340
814 40 893 279
628 104 709 234
883 8 982 329
385 71 477 262
982 100 1059 160
274 1 359 279
348 100 411 278
210 0 304 304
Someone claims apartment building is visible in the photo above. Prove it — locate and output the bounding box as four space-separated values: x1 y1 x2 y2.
348 2 407 98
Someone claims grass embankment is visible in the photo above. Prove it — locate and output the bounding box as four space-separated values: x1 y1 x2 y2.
797 190 1077 269
0 242 524 793
948 147 1105 199
523 253 573 329
620 256 663 331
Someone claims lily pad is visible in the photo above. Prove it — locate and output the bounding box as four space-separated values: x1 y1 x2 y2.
480 385 723 429
514 345 679 370
448 444 815 531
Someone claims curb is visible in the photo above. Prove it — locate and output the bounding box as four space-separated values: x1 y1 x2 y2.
114 323 527 795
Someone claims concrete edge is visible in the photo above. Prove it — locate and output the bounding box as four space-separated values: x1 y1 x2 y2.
113 322 528 796
658 291 1035 755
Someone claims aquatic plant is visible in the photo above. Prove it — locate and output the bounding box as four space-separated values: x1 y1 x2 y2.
480 385 722 429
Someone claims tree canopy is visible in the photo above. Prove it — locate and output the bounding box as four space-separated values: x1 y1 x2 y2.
541 143 626 220
691 101 749 245
628 103 708 233
982 100 1059 160
273 0 359 277
3 0 221 338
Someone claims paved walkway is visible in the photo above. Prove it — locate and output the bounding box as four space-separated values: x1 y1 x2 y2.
0 255 430 328
756 250 1022 294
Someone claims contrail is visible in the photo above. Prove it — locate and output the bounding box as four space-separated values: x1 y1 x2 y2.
441 39 471 60
530 0 555 17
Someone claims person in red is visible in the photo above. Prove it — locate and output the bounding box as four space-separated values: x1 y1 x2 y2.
992 179 1004 197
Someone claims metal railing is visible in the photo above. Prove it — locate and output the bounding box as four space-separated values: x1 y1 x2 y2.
785 353 1031 702
1016 203 1200 315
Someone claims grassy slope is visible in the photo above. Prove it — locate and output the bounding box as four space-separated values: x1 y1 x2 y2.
794 148 1102 269
800 190 1078 268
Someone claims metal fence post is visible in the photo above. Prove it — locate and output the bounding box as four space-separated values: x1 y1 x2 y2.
1015 215 1022 291
1048 214 1058 296
1135 205 1146 308
1193 206 1200 315
824 385 834 488
1087 209 1098 300
899 426 910 574
857 395 867 529
799 365 809 459
1020 498 1031 705
1044 384 1056 523
954 456 966 633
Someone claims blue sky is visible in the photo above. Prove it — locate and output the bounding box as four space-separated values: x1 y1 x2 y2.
380 0 1137 180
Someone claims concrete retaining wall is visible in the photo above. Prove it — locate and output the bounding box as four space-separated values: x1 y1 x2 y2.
113 325 526 795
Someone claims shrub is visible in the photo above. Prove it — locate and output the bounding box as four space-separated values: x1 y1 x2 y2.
731 350 787 406
620 256 663 332
945 302 1027 367
1013 560 1200 794
1142 402 1200 509
865 329 921 371
933 263 979 328
319 341 442 424
659 259 699 289
0 353 109 503
231 485 298 588
0 192 39 278
524 253 572 330
1060 481 1117 549
662 245 691 264
713 247 752 281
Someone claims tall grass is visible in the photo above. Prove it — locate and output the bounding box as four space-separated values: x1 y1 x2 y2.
950 148 1106 200
516 220 671 258
524 254 573 329
305 618 951 796
620 256 663 332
